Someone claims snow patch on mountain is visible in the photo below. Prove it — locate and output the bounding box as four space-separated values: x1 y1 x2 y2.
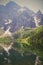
5 19 12 25
34 17 40 27
18 8 26 13
0 27 12 37
4 27 12 36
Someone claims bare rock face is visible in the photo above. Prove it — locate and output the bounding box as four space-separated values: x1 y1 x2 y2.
0 2 43 33
34 10 43 27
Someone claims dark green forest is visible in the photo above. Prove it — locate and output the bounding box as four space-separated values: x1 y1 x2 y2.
0 26 43 65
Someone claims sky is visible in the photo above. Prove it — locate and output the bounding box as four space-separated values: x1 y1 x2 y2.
0 0 43 13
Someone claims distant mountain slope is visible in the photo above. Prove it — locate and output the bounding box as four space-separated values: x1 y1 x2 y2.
0 1 43 32
0 1 35 32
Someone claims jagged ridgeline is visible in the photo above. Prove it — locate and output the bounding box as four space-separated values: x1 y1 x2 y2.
0 26 43 65
0 1 43 33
